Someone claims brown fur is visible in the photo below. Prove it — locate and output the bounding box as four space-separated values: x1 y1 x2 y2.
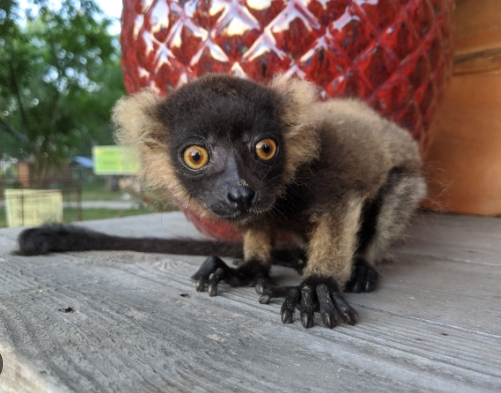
243 228 274 267
304 196 364 284
364 175 427 265
269 75 321 188
113 89 209 217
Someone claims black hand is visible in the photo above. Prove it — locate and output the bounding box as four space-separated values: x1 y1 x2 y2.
192 256 270 296
259 275 359 329
345 258 379 293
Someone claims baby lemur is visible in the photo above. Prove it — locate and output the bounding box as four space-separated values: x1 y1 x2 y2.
17 74 426 329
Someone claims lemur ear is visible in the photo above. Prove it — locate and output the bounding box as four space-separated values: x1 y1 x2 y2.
112 89 166 151
269 75 321 184
112 89 207 216
270 74 317 127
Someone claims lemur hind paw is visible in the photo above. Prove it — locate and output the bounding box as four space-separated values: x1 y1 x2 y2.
344 258 378 293
192 256 270 297
259 275 359 329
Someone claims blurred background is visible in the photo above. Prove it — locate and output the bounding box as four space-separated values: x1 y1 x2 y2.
1 0 500 230
0 0 176 228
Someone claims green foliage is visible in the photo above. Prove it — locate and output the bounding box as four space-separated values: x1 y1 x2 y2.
0 0 125 181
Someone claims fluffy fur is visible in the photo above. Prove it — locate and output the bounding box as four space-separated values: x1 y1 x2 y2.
18 74 426 329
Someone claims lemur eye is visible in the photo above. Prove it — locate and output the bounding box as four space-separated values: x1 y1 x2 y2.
183 145 209 170
255 139 277 161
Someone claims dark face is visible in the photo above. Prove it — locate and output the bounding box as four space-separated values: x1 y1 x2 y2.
157 75 286 222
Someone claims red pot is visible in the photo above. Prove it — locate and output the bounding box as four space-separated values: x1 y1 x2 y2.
120 0 454 240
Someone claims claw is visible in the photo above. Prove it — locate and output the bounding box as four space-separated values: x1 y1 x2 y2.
301 314 313 329
323 314 334 329
208 283 218 297
255 281 265 295
334 304 357 325
341 309 359 326
259 295 271 304
331 291 359 325
365 281 376 293
345 259 379 293
281 310 293 324
196 279 205 292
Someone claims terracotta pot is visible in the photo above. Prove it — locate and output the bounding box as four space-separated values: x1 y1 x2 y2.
120 0 454 239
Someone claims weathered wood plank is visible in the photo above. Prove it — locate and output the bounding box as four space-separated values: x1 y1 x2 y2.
0 212 500 392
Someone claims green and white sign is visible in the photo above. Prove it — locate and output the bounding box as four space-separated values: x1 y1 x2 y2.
93 146 140 175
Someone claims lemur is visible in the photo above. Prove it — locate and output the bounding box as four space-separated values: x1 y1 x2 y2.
17 74 426 329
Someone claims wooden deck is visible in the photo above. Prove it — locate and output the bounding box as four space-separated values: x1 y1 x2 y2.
0 212 500 392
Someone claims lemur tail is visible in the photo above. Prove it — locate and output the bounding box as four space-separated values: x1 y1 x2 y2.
15 225 306 272
16 224 242 257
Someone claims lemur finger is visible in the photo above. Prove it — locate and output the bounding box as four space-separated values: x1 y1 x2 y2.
316 284 339 329
280 287 300 324
254 275 271 295
195 279 205 293
330 291 359 325
348 265 366 293
207 268 226 297
345 259 379 293
365 267 378 293
300 285 315 329
258 286 292 304
192 255 230 292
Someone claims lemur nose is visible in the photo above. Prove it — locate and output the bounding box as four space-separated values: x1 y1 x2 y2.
227 186 256 212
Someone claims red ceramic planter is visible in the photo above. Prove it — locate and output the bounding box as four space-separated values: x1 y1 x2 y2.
120 0 454 240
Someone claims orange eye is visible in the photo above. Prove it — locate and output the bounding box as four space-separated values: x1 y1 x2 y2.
255 139 277 161
183 145 209 170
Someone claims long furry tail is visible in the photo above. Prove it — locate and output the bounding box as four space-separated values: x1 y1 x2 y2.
16 224 242 257
15 225 306 272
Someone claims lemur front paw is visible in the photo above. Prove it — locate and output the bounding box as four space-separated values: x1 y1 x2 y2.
259 276 359 329
344 258 378 293
192 256 270 296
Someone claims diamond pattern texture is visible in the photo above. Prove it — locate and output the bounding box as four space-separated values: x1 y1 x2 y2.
120 0 453 240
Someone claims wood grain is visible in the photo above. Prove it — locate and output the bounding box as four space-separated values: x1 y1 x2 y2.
0 212 500 392
421 71 501 215
453 0 501 76
454 0 501 58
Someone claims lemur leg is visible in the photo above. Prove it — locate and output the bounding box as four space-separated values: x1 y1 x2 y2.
345 169 427 293
260 198 363 329
193 228 273 296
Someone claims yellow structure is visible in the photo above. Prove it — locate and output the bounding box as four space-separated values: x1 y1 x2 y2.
5 189 63 227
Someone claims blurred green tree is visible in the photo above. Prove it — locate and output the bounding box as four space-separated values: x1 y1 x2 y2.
0 0 125 182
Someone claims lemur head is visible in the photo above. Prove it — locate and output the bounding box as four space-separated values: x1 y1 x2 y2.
113 74 319 223
156 75 287 221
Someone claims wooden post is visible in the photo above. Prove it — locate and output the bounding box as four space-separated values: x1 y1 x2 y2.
421 0 501 215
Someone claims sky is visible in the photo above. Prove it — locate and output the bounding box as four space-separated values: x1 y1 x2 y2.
95 0 123 35
18 0 124 35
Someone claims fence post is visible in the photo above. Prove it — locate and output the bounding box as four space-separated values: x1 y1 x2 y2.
20 191 24 227
77 181 82 221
